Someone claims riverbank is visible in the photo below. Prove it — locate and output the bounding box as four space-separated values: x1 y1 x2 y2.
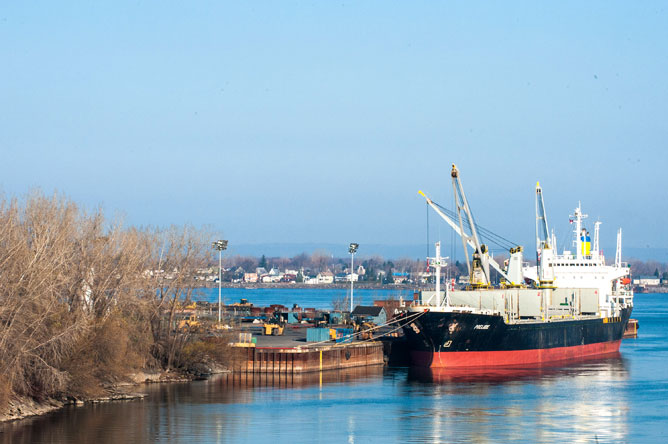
1 389 146 423
0 367 229 423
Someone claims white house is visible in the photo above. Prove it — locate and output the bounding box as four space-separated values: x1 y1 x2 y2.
633 276 660 286
317 271 334 284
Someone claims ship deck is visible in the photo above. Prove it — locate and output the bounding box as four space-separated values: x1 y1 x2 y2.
406 305 623 325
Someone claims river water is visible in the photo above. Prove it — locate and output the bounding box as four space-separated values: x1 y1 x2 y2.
191 287 415 310
2 292 667 443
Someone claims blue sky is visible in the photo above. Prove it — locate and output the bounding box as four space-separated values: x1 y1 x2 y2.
1 2 667 257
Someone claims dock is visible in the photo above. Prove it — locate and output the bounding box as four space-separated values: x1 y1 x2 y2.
228 325 385 373
230 342 384 373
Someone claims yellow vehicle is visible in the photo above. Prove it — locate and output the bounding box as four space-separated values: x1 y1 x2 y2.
262 323 285 336
354 321 376 340
177 315 201 331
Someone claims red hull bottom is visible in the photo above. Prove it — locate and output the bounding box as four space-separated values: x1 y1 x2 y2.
411 340 622 368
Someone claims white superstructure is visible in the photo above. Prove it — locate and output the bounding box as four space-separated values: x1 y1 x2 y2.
415 166 633 321
524 187 632 318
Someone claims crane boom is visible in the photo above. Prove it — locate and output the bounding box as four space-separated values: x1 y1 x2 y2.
418 189 511 283
535 181 550 250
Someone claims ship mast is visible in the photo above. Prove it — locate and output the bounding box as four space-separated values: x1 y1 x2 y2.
535 182 555 289
427 241 448 305
571 203 588 260
593 221 602 259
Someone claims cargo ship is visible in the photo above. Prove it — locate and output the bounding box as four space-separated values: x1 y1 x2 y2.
400 165 633 368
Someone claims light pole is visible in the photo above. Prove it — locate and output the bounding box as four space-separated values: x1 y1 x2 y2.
349 243 359 312
212 239 228 323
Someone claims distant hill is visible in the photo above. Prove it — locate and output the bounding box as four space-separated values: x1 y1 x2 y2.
227 243 429 259
623 247 668 262
226 243 668 262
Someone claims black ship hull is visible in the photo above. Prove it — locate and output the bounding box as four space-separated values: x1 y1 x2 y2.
400 307 632 368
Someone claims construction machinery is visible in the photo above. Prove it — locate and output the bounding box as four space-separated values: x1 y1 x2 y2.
177 315 201 331
262 314 286 336
262 322 284 336
354 321 376 340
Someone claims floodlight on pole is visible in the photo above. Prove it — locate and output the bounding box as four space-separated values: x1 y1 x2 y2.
349 243 358 312
212 240 228 323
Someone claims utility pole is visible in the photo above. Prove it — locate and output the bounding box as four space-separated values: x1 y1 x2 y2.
349 243 358 312
212 240 228 323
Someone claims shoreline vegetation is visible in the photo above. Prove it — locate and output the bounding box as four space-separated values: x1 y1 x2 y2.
2 193 667 423
0 192 231 422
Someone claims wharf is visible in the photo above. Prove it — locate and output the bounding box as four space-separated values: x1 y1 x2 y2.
229 326 385 373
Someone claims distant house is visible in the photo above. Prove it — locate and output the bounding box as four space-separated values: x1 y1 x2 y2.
334 273 347 283
244 273 258 283
282 273 297 283
417 271 433 284
261 274 282 283
392 272 410 284
633 276 660 286
351 306 387 325
373 299 403 319
317 270 334 284
345 273 359 282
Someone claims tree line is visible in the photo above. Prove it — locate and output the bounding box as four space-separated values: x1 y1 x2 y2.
219 253 668 283
220 252 435 283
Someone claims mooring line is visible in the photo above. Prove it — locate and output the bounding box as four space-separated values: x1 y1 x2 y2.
298 309 427 348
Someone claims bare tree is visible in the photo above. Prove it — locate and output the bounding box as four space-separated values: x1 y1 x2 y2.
147 225 212 370
0 192 217 406
310 250 331 272
0 193 154 399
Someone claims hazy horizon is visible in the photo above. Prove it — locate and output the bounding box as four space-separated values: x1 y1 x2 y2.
224 242 668 263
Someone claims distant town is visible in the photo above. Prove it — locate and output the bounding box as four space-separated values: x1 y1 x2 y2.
151 252 668 293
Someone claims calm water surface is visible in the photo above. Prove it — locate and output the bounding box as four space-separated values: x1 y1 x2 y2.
2 292 667 443
192 287 414 310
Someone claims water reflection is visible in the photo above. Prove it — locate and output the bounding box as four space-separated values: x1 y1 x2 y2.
401 355 630 444
407 353 627 383
214 365 385 390
1 358 631 444
1 366 385 444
